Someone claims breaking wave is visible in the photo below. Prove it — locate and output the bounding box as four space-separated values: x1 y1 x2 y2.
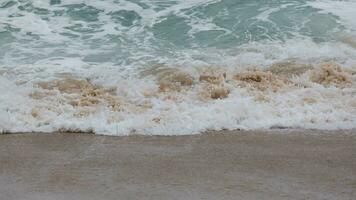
1 0 356 135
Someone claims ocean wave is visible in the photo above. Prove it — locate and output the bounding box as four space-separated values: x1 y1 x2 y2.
1 62 355 135
1 0 356 135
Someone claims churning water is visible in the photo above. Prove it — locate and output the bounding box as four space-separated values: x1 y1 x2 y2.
0 0 355 135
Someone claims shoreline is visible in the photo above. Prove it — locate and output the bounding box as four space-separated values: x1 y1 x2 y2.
1 129 355 200
2 128 356 136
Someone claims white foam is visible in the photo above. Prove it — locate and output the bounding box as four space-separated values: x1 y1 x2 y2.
307 0 356 30
1 58 355 135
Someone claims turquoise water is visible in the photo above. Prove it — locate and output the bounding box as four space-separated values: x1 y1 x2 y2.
0 0 355 135
0 0 349 66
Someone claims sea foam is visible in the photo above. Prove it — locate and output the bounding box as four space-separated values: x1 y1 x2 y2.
0 0 356 135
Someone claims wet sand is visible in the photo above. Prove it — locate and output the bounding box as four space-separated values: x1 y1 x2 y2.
1 130 355 200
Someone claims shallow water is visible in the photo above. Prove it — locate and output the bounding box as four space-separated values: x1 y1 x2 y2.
0 0 355 135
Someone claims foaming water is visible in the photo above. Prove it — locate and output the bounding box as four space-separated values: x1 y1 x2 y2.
1 0 356 135
1 62 355 135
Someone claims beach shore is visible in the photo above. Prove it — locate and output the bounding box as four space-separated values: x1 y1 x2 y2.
1 130 355 200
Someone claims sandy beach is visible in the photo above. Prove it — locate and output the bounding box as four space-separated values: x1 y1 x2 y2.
1 130 355 200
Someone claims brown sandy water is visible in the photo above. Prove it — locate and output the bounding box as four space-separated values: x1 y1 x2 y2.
28 62 356 117
1 130 355 200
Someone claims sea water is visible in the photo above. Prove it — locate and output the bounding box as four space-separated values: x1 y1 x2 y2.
0 0 355 135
